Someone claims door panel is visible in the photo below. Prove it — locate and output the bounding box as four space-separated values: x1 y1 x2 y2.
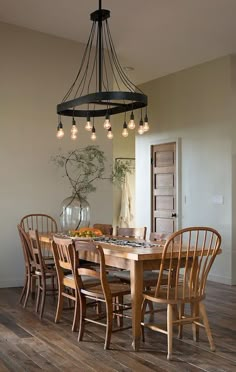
154 210 173 218
155 218 174 234
156 174 174 187
156 151 174 166
151 142 176 235
155 196 174 210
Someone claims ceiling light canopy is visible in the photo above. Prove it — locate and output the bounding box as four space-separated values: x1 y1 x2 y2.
56 0 149 140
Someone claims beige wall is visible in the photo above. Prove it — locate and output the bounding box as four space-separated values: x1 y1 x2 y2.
136 56 234 284
0 22 113 287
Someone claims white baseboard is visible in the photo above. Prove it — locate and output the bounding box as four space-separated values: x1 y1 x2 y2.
208 273 234 285
0 278 24 289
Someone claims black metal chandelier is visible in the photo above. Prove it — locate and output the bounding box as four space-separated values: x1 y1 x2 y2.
56 0 149 140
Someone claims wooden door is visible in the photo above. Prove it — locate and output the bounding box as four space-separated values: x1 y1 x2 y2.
151 142 177 235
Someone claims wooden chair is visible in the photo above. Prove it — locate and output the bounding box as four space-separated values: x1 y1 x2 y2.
17 224 37 308
141 226 221 360
20 213 58 259
28 229 57 319
93 223 113 235
52 236 100 331
116 226 147 240
72 240 131 349
149 232 169 242
52 236 79 331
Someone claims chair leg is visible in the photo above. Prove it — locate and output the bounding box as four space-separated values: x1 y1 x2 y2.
66 288 73 308
178 303 184 339
141 298 148 342
55 285 64 324
19 269 28 305
104 299 113 350
23 272 31 308
39 277 46 319
144 287 154 321
167 304 173 360
96 301 102 315
72 291 79 332
116 295 123 328
31 276 36 299
199 302 215 351
35 277 41 313
191 302 199 342
78 296 86 342
51 276 57 300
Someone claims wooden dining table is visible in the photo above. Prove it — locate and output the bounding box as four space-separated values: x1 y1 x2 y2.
39 234 221 351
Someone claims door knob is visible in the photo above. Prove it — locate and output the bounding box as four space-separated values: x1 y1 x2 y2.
171 213 177 217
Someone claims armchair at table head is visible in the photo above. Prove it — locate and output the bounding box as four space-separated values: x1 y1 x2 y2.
93 223 113 235
116 226 147 240
149 232 169 241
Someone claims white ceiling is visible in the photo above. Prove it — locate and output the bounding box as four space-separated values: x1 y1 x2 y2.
0 0 236 84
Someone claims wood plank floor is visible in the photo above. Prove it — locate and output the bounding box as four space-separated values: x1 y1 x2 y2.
0 282 235 371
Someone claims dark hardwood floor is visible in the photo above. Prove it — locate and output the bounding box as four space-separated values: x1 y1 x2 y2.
0 282 235 371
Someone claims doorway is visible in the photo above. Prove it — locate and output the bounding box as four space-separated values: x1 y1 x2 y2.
151 142 178 234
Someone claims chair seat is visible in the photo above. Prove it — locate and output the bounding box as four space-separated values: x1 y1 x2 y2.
143 286 205 304
35 269 57 277
113 270 165 287
65 273 118 286
81 282 130 299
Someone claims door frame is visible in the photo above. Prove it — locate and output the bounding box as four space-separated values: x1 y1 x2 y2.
150 137 182 232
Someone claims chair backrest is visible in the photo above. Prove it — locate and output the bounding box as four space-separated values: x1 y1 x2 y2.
17 224 34 268
93 224 113 235
149 232 169 242
116 226 147 240
154 227 221 301
21 214 57 257
52 236 74 279
72 240 111 297
28 229 46 275
20 214 58 233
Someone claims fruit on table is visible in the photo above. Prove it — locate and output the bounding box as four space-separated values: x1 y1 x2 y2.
69 227 103 237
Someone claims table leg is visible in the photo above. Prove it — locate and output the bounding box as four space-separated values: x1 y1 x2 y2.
130 260 143 351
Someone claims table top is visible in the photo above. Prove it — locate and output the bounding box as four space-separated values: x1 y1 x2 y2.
39 233 221 262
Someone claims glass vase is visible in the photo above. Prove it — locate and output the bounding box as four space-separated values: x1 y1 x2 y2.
60 194 90 232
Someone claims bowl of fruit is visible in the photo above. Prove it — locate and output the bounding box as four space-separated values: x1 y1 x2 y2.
68 227 103 240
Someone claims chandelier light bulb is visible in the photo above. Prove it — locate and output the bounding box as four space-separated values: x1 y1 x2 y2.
85 121 92 131
91 126 96 140
128 111 135 130
56 122 64 139
91 132 96 140
71 132 77 140
143 114 149 132
71 118 78 135
138 119 144 135
122 121 129 137
107 127 113 139
85 115 92 131
104 113 111 129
